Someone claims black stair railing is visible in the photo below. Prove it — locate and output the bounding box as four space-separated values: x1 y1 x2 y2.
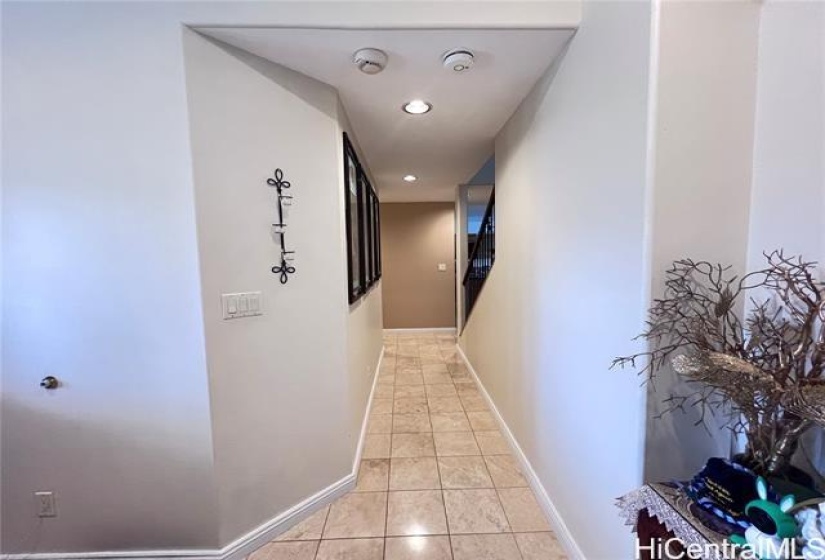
463 190 495 321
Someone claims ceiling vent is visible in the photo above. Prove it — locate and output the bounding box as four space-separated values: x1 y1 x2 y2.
442 48 474 73
353 48 388 75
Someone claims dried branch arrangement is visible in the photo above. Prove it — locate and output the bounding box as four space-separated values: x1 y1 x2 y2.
614 250 825 477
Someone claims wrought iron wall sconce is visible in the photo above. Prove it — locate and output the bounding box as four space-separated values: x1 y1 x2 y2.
267 168 296 284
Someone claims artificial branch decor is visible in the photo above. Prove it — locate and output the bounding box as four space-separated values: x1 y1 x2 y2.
613 250 825 478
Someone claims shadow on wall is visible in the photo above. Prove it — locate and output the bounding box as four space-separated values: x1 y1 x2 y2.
194 31 338 121
1 397 219 553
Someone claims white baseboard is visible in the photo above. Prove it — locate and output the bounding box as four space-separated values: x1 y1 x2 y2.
221 474 355 560
455 344 586 560
352 347 384 473
0 551 219 560
2 352 386 560
383 327 456 334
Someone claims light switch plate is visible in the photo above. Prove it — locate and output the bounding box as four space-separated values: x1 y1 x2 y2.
222 292 263 320
437 263 448 272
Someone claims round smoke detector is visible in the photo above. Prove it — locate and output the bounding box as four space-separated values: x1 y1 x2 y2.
353 48 388 75
442 48 474 73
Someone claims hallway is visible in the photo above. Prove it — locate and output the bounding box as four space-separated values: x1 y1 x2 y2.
247 332 567 560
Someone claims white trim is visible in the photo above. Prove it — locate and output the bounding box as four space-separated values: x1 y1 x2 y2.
383 328 456 334
0 472 354 560
352 347 384 473
0 551 219 560
221 474 354 560
455 344 586 560
2 351 386 560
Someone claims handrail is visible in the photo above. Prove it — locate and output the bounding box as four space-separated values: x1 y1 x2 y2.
462 190 495 285
462 189 495 321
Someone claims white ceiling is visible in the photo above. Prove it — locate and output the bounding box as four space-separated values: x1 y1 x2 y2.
196 27 574 202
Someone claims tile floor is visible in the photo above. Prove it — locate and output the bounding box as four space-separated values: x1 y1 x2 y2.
247 333 568 560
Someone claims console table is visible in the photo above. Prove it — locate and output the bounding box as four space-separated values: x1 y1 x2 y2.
617 483 736 560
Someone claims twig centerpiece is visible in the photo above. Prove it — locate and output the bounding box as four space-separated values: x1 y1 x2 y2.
614 250 825 477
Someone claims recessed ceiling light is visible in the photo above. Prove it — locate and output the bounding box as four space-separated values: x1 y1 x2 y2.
403 100 432 115
403 175 417 182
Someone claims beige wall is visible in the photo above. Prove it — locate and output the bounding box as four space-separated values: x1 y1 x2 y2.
459 2 652 557
381 203 456 329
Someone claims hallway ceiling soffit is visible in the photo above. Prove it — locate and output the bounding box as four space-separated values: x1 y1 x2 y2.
195 27 574 202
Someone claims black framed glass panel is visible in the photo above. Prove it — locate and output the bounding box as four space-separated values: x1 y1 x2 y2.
343 133 363 303
343 132 382 303
371 189 382 280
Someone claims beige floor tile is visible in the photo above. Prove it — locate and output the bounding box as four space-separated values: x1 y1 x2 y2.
362 434 391 459
386 490 448 536
448 362 469 374
467 411 498 431
248 541 319 560
515 532 568 560
315 538 383 560
451 534 522 560
378 375 395 385
372 398 393 415
394 397 428 414
421 364 449 374
460 395 488 412
443 489 510 534
497 488 551 532
374 385 395 399
428 396 464 413
394 385 426 399
356 459 390 492
274 505 329 541
484 455 528 488
430 412 471 432
433 432 480 456
425 383 457 397
390 457 441 490
392 433 436 457
384 536 452 560
438 456 493 489
368 413 393 434
475 432 510 455
322 492 387 539
419 354 444 365
455 384 480 398
397 357 421 368
393 413 432 433
396 372 425 385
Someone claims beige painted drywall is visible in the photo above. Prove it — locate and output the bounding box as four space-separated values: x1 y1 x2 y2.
184 31 370 544
644 0 761 483
459 2 652 557
1 1 579 554
2 2 580 555
381 203 456 329
747 0 825 474
337 99 386 455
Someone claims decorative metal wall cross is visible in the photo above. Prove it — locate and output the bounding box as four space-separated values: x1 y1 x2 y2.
266 168 296 284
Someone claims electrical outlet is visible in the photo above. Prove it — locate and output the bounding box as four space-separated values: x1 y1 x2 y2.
35 491 57 518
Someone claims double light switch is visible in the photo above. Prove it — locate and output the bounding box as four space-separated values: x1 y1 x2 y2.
222 292 263 320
